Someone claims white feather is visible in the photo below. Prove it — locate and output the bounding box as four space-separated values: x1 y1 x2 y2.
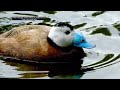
48 26 74 47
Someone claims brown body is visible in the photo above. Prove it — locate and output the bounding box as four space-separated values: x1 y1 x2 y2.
0 25 86 62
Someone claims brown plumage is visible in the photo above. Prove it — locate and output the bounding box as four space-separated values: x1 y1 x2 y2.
0 25 86 63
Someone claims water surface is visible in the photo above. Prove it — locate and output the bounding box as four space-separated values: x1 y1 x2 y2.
0 11 120 79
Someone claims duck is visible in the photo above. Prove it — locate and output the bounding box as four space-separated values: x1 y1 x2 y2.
0 22 95 64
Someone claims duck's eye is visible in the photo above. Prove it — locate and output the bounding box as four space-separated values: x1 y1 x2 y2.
81 39 85 42
65 31 70 35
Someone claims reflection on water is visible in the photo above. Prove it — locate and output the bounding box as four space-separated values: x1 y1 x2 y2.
0 11 120 79
90 27 112 36
1 59 89 79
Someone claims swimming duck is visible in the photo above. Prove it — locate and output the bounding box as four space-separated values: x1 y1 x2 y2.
0 22 95 63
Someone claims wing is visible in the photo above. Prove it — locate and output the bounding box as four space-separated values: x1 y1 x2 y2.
0 25 51 60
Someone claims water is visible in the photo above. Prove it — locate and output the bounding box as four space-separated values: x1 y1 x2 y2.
0 11 120 79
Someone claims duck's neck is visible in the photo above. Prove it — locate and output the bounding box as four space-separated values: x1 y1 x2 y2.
47 37 73 51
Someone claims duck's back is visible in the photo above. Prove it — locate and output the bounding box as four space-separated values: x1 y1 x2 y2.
0 25 86 62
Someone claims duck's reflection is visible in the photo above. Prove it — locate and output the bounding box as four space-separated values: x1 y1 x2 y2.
48 61 94 79
4 59 94 79
49 74 84 79
48 69 85 79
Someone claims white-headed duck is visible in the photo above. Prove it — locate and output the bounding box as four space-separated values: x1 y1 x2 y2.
0 22 95 63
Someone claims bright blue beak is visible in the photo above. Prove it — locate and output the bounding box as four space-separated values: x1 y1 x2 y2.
73 32 96 49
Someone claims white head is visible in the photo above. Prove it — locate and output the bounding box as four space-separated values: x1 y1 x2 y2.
48 22 74 47
48 22 96 49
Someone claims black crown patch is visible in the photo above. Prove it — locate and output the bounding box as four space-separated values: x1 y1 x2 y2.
54 22 74 31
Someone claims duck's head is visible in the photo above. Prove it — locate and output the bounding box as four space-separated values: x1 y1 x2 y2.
48 22 96 49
